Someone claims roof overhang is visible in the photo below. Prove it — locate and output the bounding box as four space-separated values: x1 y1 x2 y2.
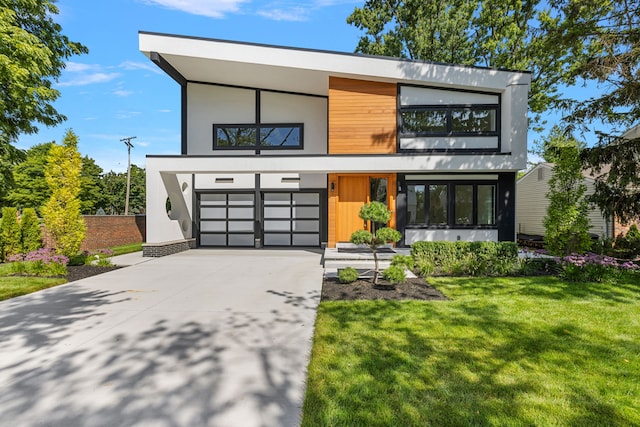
139 31 532 96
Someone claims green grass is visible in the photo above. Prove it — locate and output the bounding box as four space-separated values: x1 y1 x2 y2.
302 276 640 426
110 242 143 256
0 276 67 301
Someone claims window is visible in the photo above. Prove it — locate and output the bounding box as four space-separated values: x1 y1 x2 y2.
406 182 497 227
214 124 303 149
400 106 498 136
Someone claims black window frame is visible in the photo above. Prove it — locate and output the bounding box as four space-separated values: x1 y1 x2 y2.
405 181 497 229
399 105 499 138
213 123 304 150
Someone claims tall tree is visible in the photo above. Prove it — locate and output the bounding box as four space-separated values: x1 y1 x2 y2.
79 155 107 214
0 0 87 142
41 129 85 256
102 165 146 215
347 0 594 124
4 142 52 211
542 126 592 255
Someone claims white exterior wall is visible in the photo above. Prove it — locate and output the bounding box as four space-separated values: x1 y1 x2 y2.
516 164 609 237
260 92 327 155
400 136 499 150
187 84 255 155
405 229 498 245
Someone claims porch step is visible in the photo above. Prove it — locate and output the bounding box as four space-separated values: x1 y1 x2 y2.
324 259 393 270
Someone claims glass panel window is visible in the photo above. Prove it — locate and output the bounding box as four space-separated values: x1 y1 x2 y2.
407 184 425 224
370 178 388 204
454 185 473 225
477 185 496 225
401 110 447 133
451 109 496 133
428 184 448 225
215 127 256 147
260 126 302 148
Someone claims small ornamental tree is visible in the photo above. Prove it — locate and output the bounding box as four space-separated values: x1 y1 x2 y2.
41 130 86 256
1 207 21 261
350 202 402 285
20 208 42 253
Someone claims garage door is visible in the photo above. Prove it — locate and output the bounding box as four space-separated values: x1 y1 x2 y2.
263 192 320 247
198 193 255 247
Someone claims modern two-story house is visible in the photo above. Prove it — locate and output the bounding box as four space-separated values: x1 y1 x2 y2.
139 32 530 256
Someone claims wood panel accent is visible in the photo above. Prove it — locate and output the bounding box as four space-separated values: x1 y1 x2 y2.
329 77 397 154
327 173 397 247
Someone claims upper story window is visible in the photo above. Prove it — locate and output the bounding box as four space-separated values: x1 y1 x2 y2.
400 106 498 137
213 124 303 150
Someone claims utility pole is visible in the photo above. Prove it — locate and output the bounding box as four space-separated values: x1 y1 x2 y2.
121 136 136 215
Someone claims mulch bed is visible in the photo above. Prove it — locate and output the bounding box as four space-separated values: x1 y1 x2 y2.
66 265 122 282
322 277 449 301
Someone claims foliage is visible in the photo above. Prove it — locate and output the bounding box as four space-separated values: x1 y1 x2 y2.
542 127 592 256
19 207 41 253
79 155 107 214
610 224 640 259
41 130 86 256
411 241 519 276
0 142 25 200
349 201 402 284
303 276 640 426
101 165 146 214
381 265 406 284
338 267 359 284
0 0 87 142
390 254 414 270
7 248 68 277
0 206 20 260
346 0 597 126
557 252 638 283
4 142 52 211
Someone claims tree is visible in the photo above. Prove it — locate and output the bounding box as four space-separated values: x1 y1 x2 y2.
0 206 20 260
346 0 595 124
0 1 87 143
567 1 640 223
349 202 402 285
102 165 146 214
542 127 592 255
41 130 85 256
79 155 107 214
4 142 53 211
19 207 41 253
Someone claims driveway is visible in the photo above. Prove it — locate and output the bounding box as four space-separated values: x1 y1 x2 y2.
0 249 323 427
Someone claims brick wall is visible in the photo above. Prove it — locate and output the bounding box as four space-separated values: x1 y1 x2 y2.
43 215 146 251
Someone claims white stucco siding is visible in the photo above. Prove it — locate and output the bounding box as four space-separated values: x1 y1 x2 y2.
260 173 327 189
194 174 256 189
405 229 498 244
502 84 528 156
400 136 499 150
187 84 256 155
400 86 499 105
260 92 327 155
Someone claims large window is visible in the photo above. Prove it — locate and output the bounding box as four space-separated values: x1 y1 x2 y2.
400 106 498 136
406 182 496 227
213 124 303 149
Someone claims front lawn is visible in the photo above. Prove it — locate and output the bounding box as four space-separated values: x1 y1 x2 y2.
302 276 640 426
0 276 67 301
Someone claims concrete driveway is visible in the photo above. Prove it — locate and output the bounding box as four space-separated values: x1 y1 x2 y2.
0 249 323 427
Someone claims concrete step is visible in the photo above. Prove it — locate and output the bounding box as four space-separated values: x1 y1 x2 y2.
323 259 392 270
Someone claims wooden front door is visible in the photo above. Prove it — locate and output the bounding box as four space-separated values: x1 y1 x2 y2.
332 174 396 245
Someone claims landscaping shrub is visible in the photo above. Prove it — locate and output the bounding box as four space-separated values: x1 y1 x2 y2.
1 208 21 261
390 254 414 270
338 267 359 284
612 224 640 259
411 241 519 277
557 252 638 283
8 248 69 277
382 264 406 284
20 208 42 253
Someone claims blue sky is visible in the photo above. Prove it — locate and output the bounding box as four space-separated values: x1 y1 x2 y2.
16 0 599 172
16 0 364 172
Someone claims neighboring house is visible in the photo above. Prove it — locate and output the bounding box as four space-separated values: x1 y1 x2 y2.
138 32 530 255
516 162 629 240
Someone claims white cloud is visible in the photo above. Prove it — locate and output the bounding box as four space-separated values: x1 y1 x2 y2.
115 111 142 120
119 61 163 74
140 0 249 18
59 62 120 87
257 7 308 21
112 89 134 97
158 109 172 113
